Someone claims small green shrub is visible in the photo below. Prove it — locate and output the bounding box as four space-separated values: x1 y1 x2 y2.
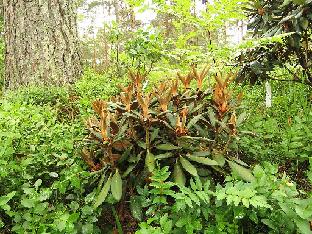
76 69 126 100
125 29 164 73
73 69 128 118
0 98 99 233
5 85 70 106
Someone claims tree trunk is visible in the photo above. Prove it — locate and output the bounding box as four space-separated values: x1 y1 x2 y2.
3 0 82 89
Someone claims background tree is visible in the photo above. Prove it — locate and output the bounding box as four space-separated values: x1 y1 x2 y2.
79 0 248 77
237 0 312 85
3 0 82 89
79 0 141 74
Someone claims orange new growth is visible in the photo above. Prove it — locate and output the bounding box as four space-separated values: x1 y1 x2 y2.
137 92 152 120
129 70 145 90
177 71 193 89
154 83 173 112
192 65 210 91
92 100 110 142
175 107 188 136
213 72 235 118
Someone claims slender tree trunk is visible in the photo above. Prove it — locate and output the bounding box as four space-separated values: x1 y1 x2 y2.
102 0 109 71
113 0 120 75
103 25 109 70
3 0 82 89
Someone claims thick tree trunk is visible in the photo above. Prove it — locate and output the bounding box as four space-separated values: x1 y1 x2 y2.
3 0 82 89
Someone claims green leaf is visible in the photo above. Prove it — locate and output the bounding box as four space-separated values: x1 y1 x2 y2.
150 128 159 142
295 218 312 234
189 151 211 157
188 155 219 166
70 176 81 189
0 191 16 207
179 136 214 142
174 162 186 186
237 112 247 126
145 151 155 172
122 164 136 178
187 114 203 129
111 170 122 201
155 152 174 160
159 213 173 233
156 143 181 151
49 172 59 178
130 196 142 221
21 198 35 208
228 161 255 182
213 152 225 166
233 158 249 167
138 141 147 149
292 0 306 5
208 109 217 127
94 174 112 208
180 157 198 177
34 179 42 189
68 212 79 223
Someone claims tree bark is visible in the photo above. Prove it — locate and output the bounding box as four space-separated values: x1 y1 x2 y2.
3 0 82 89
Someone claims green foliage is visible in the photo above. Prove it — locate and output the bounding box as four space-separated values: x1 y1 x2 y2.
75 69 127 115
136 165 312 234
0 92 100 233
238 81 312 163
76 69 125 100
0 66 311 233
0 192 15 229
82 0 250 79
0 69 130 232
245 0 312 36
5 86 69 106
125 29 164 73
239 0 312 84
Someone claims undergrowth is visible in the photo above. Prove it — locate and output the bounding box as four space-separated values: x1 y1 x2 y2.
0 68 311 233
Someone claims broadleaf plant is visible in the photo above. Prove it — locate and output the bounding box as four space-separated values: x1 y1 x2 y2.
83 66 251 207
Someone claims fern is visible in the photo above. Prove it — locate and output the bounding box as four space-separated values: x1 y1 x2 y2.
173 177 212 211
215 181 271 209
136 165 312 234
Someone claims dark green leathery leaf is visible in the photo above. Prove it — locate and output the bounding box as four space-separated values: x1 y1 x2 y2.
189 151 211 157
130 196 143 221
180 156 198 177
145 151 155 172
188 155 218 166
213 151 225 166
94 174 112 208
174 162 186 186
228 161 255 182
111 169 122 201
156 143 181 151
155 152 174 160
